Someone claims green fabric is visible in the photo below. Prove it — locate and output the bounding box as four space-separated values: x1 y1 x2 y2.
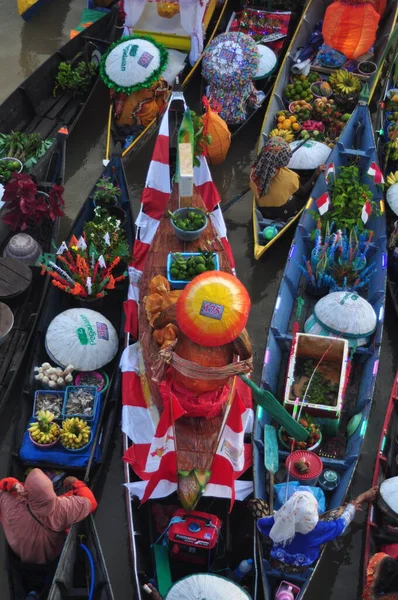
74 8 104 33
153 544 173 598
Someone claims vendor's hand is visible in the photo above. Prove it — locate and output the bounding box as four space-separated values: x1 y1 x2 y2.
142 583 162 599
63 476 78 490
316 165 327 175
12 483 26 495
356 486 379 506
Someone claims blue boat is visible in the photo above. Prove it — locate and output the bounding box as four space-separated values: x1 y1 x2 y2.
253 101 387 599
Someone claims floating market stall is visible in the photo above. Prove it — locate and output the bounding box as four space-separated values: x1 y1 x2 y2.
253 101 386 599
251 0 398 259
6 155 133 599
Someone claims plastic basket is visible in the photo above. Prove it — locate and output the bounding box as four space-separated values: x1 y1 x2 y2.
33 390 65 419
63 386 98 422
167 253 220 290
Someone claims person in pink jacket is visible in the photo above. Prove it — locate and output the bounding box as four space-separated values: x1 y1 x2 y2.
0 468 97 596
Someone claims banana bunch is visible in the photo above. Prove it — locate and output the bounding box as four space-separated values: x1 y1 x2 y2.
328 70 361 96
60 417 91 450
28 410 60 445
269 129 295 143
386 171 398 186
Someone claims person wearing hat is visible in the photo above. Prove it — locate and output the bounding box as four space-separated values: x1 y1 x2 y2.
250 137 326 220
253 486 378 573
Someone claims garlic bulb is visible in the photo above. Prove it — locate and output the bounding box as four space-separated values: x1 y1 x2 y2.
65 373 73 383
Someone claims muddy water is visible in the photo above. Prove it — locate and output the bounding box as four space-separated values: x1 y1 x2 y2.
1 3 398 599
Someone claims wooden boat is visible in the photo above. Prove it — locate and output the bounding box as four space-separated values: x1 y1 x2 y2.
0 10 120 181
362 372 398 594
119 90 260 599
253 101 386 599
5 153 133 600
104 0 231 162
252 0 398 260
0 128 67 417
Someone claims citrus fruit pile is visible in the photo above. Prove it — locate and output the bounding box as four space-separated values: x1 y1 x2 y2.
28 410 60 445
283 73 318 103
275 112 300 132
0 159 21 183
169 251 216 281
280 417 321 451
169 209 206 232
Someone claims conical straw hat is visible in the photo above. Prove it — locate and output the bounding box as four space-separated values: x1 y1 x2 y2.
165 574 251 600
45 308 118 370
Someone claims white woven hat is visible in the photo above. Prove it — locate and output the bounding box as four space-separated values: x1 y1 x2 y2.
288 140 331 170
45 308 118 371
304 291 377 347
165 574 251 599
254 44 277 79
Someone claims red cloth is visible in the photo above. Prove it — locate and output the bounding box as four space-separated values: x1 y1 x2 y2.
160 375 231 419
0 469 95 564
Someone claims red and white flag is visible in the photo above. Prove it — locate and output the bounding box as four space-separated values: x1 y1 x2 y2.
316 192 330 216
325 162 335 183
361 200 372 224
367 161 384 185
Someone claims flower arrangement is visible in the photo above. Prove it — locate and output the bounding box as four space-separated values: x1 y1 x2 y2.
2 173 65 231
300 221 376 292
93 176 121 206
38 234 126 299
84 207 129 263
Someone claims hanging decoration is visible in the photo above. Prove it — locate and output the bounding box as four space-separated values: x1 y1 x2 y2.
157 0 180 19
322 0 380 60
201 97 231 166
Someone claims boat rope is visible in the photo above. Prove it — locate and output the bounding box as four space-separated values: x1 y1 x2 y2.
151 341 252 383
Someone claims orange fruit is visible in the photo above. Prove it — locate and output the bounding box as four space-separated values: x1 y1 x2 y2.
292 123 300 131
290 115 297 123
282 121 291 130
278 115 285 123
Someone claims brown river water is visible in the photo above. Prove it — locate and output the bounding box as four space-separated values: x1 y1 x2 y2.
0 2 398 598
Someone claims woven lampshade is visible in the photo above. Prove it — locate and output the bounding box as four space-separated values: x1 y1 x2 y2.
45 309 118 371
304 291 377 347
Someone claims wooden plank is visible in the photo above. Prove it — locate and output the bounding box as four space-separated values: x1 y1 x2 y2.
0 258 32 299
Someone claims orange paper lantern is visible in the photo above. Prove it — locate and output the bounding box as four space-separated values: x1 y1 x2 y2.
176 271 251 347
322 0 380 60
202 100 231 166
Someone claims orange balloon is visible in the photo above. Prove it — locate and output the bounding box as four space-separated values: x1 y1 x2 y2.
322 1 380 60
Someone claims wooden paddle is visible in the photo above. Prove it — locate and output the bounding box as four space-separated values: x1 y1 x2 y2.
239 375 308 441
264 424 279 515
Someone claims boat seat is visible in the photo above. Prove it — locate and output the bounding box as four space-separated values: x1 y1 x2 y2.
338 148 371 159
153 543 173 598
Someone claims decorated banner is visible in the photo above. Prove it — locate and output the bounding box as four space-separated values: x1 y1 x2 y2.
361 200 372 224
316 192 330 216
367 161 384 185
325 162 335 183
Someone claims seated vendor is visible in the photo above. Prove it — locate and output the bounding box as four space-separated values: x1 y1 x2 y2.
250 137 325 220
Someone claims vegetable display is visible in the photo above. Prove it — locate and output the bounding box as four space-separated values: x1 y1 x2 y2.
169 251 217 281
54 60 98 96
34 362 74 389
0 159 22 183
0 132 53 171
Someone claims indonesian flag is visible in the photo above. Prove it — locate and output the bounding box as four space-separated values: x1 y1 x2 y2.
361 200 372 224
367 161 384 184
325 162 335 183
316 192 330 216
121 91 252 505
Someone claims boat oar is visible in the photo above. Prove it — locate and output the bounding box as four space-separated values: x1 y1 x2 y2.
222 137 310 214
239 375 308 441
264 424 279 514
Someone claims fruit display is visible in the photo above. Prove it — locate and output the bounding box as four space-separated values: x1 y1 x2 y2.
310 81 332 98
386 171 398 186
60 417 91 450
28 410 60 446
0 158 22 183
283 73 318 103
301 120 325 132
169 251 217 282
275 113 300 133
328 69 361 97
169 208 206 232
269 128 295 143
387 111 398 123
34 362 74 389
280 416 321 451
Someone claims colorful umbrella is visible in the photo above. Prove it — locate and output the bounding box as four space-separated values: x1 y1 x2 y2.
45 308 119 371
100 35 169 94
202 32 259 89
176 271 251 347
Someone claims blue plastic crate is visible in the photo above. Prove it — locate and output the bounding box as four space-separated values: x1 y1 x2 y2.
167 253 220 289
33 390 65 420
63 386 98 422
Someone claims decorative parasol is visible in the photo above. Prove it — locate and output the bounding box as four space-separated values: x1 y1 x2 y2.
288 140 331 170
176 271 250 347
45 308 118 371
100 35 169 94
165 574 251 600
202 32 259 89
254 44 277 80
304 291 377 347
